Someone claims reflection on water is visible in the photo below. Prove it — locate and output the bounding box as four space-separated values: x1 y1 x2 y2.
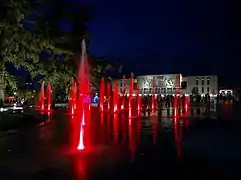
0 105 237 179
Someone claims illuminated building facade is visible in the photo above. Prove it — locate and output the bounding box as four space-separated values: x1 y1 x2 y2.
117 74 182 95
185 75 218 96
116 74 218 96
137 74 182 95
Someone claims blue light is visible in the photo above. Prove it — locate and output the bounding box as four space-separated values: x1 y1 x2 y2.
93 94 99 103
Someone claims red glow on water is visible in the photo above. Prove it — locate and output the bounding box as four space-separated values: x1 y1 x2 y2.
47 111 51 123
113 114 118 143
173 111 183 160
128 119 135 161
152 114 158 145
100 77 105 112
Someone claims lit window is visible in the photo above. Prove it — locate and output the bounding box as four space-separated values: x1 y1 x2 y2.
196 78 199 85
201 78 204 85
207 78 210 85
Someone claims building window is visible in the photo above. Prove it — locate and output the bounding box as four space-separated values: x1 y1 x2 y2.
202 87 204 93
196 78 199 85
201 78 204 85
207 87 209 93
207 78 210 85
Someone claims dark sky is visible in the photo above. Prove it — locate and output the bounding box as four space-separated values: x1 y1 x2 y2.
10 0 241 88
85 0 241 87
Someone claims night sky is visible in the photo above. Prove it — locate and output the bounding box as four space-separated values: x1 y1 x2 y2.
10 0 241 88
86 0 241 87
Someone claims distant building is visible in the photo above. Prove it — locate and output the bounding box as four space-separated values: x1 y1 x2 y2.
184 75 218 96
114 74 218 96
115 74 182 95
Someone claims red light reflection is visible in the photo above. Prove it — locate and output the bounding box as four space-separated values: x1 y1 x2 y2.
173 115 183 161
128 119 135 161
152 114 158 145
113 114 119 143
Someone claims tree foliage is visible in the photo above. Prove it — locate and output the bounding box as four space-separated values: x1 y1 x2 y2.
0 0 56 93
27 0 122 90
0 0 122 96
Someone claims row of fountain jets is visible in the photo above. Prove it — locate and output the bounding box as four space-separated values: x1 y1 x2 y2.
38 40 189 116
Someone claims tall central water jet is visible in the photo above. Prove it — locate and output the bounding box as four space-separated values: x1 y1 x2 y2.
76 39 90 151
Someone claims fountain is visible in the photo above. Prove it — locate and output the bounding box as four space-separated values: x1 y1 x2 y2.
113 81 119 113
70 78 76 115
122 75 126 110
47 83 52 111
100 77 105 112
38 81 52 111
39 81 45 110
137 89 141 111
107 83 111 110
128 72 134 118
152 77 155 113
74 39 90 151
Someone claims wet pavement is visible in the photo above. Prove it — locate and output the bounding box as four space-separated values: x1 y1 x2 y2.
0 104 240 179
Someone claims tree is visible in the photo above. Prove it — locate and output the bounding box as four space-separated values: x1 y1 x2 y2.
0 0 61 101
28 0 121 92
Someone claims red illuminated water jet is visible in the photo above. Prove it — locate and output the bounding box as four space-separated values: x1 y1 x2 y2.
113 81 119 113
128 72 134 118
100 77 105 112
74 39 91 151
184 94 189 109
47 83 52 111
107 82 111 110
39 81 45 110
121 75 126 110
151 77 156 113
38 82 52 112
70 78 77 115
137 89 141 115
